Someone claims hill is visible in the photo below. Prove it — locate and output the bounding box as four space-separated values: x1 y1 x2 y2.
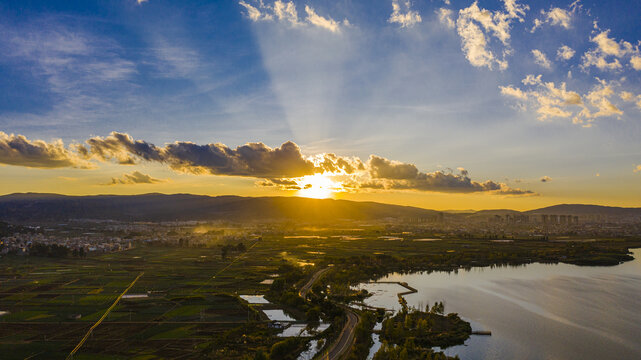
525 204 641 216
0 193 442 223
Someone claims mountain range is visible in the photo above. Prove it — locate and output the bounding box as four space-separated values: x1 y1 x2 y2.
0 193 640 223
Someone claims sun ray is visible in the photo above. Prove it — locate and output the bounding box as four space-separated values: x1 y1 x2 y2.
295 173 341 199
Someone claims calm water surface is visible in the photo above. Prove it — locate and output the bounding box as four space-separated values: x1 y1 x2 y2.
356 248 641 360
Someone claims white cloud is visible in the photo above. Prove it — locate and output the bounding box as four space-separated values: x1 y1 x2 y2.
273 0 301 26
305 6 341 33
582 50 622 71
503 77 634 126
501 75 588 122
532 49 551 69
619 91 634 102
137 0 148 4
631 56 641 70
500 85 527 100
619 91 641 109
574 79 623 125
592 30 633 57
522 74 542 85
238 1 346 32
239 1 273 21
557 45 575 60
0 21 138 127
436 8 455 29
581 30 636 72
455 0 528 70
531 6 572 32
389 0 422 28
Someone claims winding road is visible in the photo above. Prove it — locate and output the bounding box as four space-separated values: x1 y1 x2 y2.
300 267 361 360
298 267 331 298
324 308 360 360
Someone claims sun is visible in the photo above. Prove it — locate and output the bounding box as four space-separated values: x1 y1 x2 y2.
296 173 341 199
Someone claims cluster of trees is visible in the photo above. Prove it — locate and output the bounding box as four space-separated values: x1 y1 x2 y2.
220 242 246 259
379 302 471 350
29 243 70 258
266 337 306 360
322 239 639 290
373 338 460 360
346 311 378 360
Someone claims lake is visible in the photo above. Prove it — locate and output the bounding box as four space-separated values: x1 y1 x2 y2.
356 248 641 360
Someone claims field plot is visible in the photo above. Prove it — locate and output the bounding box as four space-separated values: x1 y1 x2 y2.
2 231 635 359
0 242 290 359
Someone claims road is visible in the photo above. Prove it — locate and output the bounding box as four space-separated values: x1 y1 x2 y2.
323 308 360 360
298 267 330 298
298 267 361 359
66 272 144 360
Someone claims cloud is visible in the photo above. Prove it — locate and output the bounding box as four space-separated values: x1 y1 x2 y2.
0 132 91 169
634 165 641 173
574 79 623 124
620 91 641 109
137 0 148 4
353 155 535 195
531 5 573 32
591 30 633 57
1 131 535 196
557 45 575 60
532 49 552 69
0 20 138 127
619 91 635 102
238 1 346 32
631 56 641 71
499 85 527 100
80 132 321 178
581 30 636 72
304 6 341 33
436 8 455 29
107 171 165 185
273 0 302 26
455 0 528 70
239 1 273 21
389 0 422 28
500 75 632 125
540 176 551 182
501 74 582 121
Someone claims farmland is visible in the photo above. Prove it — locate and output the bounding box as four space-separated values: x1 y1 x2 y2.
1 226 640 359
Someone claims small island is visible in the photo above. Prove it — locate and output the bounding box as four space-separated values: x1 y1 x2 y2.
375 298 471 360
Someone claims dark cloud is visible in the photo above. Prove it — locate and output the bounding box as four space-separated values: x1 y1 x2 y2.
363 155 535 196
80 132 317 178
80 132 364 179
368 155 420 179
0 132 90 169
1 131 536 196
107 171 165 185
257 178 301 190
540 176 552 182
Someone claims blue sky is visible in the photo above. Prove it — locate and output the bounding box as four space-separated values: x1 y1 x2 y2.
0 0 640 209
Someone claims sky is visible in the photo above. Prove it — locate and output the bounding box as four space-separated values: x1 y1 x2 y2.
0 0 640 210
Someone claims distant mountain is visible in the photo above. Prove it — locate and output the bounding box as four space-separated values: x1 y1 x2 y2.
1 194 639 223
525 204 641 216
0 193 442 223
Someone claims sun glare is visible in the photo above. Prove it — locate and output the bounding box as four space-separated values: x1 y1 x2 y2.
296 174 340 199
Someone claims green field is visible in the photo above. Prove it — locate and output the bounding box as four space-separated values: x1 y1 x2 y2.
1 230 639 359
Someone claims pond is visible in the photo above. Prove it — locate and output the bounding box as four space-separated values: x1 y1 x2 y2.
356 248 641 360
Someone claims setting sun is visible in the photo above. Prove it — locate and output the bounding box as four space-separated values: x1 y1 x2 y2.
295 173 341 199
